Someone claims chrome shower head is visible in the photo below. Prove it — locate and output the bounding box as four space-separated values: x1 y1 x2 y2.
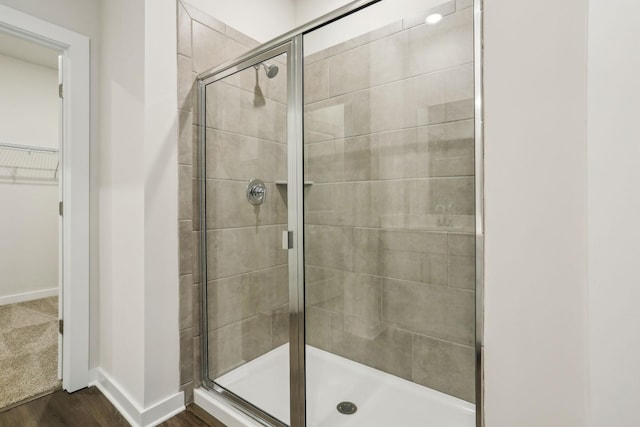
265 64 279 78
254 62 279 79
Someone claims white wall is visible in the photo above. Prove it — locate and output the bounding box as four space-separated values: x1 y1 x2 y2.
0 185 58 298
483 0 589 426
294 0 351 25
587 0 640 425
181 0 295 42
99 0 180 416
0 53 59 300
0 54 58 148
99 0 146 404
142 0 180 408
0 0 181 418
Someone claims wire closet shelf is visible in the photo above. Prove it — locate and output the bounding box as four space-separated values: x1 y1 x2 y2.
0 142 60 184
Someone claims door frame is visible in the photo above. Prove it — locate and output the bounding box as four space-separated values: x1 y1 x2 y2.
0 4 90 393
198 41 296 427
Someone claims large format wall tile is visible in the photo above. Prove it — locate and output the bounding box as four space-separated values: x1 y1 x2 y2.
412 177 475 218
369 31 410 87
448 233 475 289
305 225 354 271
192 21 246 73
445 63 474 105
205 129 286 183
339 325 413 381
178 54 194 110
305 266 344 308
304 60 329 103
412 335 475 402
207 314 272 378
179 274 193 331
178 109 193 165
329 44 371 97
456 0 474 11
353 228 448 285
179 166 193 221
417 119 474 178
306 306 341 353
179 221 193 276
271 304 289 348
180 328 194 384
304 94 352 143
382 278 475 346
206 82 287 143
206 180 286 229
408 8 473 77
304 182 349 226
177 2 191 57
402 72 447 128
207 265 287 330
307 306 414 381
206 225 287 280
305 180 417 228
305 140 345 183
343 274 383 338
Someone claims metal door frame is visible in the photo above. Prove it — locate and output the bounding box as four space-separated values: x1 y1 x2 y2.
198 41 296 427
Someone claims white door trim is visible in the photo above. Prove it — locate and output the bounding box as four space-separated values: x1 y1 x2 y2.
0 4 90 392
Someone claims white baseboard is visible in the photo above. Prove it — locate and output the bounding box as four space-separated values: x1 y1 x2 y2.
0 288 58 306
90 368 185 427
194 388 263 427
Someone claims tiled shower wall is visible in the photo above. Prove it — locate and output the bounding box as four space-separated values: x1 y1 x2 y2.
176 1 270 403
177 0 476 406
303 1 476 403
203 51 290 378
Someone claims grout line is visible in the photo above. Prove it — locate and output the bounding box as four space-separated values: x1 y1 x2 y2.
205 264 288 283
205 223 288 232
304 61 474 106
302 118 475 145
202 127 287 146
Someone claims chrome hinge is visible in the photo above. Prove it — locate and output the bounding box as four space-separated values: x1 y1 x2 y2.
59 201 63 216
59 319 64 335
58 83 63 99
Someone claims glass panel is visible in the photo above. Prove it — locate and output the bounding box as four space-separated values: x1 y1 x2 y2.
303 0 476 425
203 51 290 423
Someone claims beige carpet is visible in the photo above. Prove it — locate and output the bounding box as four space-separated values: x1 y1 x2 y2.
0 297 61 411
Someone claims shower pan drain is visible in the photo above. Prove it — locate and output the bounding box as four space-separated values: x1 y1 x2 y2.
336 401 358 415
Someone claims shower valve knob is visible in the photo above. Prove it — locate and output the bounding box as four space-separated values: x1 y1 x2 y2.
247 179 267 205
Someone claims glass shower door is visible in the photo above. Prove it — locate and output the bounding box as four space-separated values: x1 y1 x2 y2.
303 0 477 426
201 47 292 425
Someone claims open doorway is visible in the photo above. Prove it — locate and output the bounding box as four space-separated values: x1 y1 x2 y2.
0 30 62 410
0 3 90 396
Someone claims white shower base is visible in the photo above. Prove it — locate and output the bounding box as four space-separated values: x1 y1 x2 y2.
194 344 475 427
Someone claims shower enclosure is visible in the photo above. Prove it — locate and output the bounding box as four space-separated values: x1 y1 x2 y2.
195 0 482 425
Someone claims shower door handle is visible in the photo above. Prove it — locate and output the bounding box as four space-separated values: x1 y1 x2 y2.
282 230 294 250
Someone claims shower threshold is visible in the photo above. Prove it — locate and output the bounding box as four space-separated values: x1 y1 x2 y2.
195 344 475 427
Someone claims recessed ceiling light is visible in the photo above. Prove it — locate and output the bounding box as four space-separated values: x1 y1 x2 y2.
425 13 443 25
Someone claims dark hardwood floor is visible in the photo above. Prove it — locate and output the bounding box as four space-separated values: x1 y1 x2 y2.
0 387 226 427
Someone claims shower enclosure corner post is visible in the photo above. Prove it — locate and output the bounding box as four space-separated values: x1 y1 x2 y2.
197 77 209 388
474 0 485 426
288 34 306 427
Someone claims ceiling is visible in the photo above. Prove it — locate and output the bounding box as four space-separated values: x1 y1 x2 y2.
0 30 59 69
